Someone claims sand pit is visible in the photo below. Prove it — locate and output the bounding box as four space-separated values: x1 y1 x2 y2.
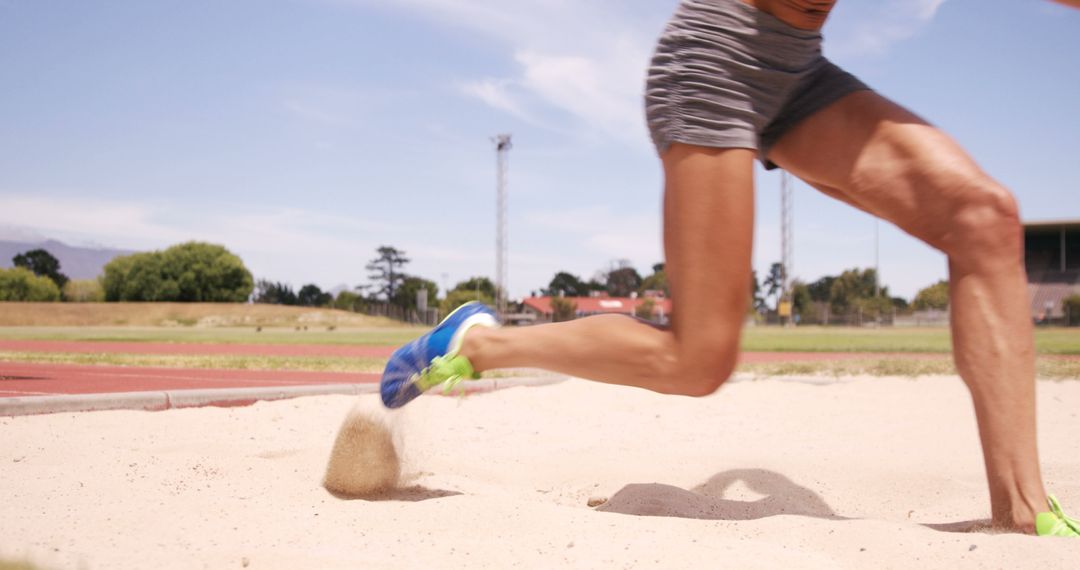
2 375 1079 568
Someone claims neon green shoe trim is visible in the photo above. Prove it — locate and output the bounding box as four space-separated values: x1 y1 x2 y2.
414 353 479 394
1036 495 1080 537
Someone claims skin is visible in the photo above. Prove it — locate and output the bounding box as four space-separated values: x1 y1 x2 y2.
458 0 1076 532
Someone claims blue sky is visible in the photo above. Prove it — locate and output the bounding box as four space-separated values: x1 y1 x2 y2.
1 0 1078 300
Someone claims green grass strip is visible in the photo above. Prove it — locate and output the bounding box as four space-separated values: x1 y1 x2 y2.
737 356 1080 380
0 326 424 346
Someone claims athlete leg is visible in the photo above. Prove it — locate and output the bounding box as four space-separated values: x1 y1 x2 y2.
461 145 756 397
768 90 1045 531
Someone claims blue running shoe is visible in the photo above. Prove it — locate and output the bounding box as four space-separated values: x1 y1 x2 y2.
380 302 499 408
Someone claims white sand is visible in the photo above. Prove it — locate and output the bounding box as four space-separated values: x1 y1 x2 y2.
2 376 1079 569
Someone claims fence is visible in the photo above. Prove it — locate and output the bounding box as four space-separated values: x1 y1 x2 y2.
783 302 897 327
365 303 440 326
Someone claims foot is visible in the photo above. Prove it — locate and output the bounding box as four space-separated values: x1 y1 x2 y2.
379 302 499 408
1036 495 1080 537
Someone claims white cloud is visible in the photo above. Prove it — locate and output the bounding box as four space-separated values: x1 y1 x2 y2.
527 205 662 265
459 78 531 121
828 0 949 58
343 0 657 144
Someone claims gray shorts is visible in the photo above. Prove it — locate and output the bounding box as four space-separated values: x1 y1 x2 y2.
645 0 871 169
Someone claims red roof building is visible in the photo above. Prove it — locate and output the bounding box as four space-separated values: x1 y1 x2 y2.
522 295 672 324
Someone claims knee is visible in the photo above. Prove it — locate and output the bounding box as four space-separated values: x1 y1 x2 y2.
648 334 739 397
935 174 1022 263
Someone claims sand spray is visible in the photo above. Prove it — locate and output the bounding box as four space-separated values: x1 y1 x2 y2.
323 403 405 497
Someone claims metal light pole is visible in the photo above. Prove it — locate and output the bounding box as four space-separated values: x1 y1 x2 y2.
780 171 793 324
874 219 880 299
493 134 512 317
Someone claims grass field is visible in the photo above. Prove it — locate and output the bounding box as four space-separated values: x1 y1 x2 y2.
741 326 1080 355
0 323 1076 354
0 302 402 328
0 303 1077 379
738 356 1080 380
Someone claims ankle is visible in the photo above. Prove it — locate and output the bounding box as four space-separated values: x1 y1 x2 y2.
458 324 496 372
991 490 1047 534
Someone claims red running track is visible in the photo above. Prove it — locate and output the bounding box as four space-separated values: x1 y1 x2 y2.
0 362 378 397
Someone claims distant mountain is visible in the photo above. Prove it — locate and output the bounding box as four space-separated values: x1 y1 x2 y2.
0 239 136 280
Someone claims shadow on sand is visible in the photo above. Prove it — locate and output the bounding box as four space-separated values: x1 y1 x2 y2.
596 468 844 521
326 484 462 503
596 468 990 533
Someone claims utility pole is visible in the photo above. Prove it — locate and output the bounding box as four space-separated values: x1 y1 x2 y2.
874 219 880 299
493 134 512 317
780 171 793 324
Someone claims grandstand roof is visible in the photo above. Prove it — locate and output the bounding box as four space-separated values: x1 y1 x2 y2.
1023 219 1080 230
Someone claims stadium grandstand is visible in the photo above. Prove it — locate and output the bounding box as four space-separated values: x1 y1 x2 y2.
1025 219 1080 323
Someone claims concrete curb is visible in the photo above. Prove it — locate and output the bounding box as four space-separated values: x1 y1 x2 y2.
0 376 565 417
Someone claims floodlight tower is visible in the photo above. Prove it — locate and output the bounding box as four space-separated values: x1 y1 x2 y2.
780 171 794 320
493 134 512 316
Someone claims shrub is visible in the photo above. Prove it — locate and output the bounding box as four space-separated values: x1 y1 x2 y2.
634 298 656 320
102 242 253 302
440 288 494 316
331 290 366 313
0 267 61 301
550 296 577 322
1065 294 1080 327
62 279 105 302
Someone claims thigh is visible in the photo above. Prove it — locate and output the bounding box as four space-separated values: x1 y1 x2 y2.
661 144 755 353
766 90 1009 251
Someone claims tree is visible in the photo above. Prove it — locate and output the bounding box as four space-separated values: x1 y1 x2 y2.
639 263 669 297
750 270 766 314
252 280 298 305
762 262 785 310
441 288 495 316
791 280 813 318
550 295 577 322
393 276 438 312
440 277 496 315
0 267 62 301
366 246 409 303
62 279 104 302
807 275 836 303
606 266 642 298
297 284 332 307
828 268 894 319
101 242 253 302
13 249 68 291
544 272 588 297
454 276 496 299
1065 294 1080 326
103 252 174 301
634 298 656 320
331 290 366 313
913 280 949 311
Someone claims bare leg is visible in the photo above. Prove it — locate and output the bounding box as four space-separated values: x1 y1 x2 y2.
461 145 756 396
767 91 1045 531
